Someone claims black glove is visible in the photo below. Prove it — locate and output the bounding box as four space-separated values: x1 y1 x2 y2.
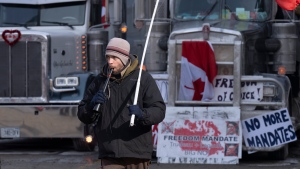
128 105 144 120
90 90 107 109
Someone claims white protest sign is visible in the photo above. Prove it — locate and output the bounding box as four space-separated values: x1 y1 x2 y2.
213 75 263 102
242 108 297 149
157 107 242 164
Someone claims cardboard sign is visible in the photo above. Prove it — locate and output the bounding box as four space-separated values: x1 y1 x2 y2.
242 108 297 151
157 107 241 164
213 75 263 102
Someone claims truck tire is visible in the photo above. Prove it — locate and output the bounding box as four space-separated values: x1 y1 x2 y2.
267 144 289 160
72 138 96 151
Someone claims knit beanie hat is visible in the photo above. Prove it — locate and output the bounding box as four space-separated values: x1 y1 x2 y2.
106 38 130 65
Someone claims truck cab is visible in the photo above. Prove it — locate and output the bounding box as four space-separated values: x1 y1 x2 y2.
0 0 110 151
132 0 300 161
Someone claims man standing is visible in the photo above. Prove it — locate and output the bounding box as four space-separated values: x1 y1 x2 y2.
77 37 166 169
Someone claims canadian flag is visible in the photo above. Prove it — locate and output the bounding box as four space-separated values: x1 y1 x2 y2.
276 0 300 10
178 41 217 101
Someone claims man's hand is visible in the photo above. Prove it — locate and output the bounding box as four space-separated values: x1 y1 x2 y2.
90 90 107 109
128 105 144 120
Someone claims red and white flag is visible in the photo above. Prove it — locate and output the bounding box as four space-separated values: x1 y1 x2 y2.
276 0 300 10
178 41 217 101
102 0 109 28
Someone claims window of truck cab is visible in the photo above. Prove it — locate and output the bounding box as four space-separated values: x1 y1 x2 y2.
173 0 272 21
223 0 272 21
0 4 38 27
0 2 86 27
40 2 86 26
174 0 220 20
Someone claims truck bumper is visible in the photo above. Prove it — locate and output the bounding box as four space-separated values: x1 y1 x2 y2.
0 105 83 138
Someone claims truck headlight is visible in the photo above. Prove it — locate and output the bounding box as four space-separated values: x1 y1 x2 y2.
263 85 276 96
54 77 79 87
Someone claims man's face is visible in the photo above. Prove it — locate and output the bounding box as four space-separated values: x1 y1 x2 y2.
227 123 235 134
106 55 125 74
226 145 236 156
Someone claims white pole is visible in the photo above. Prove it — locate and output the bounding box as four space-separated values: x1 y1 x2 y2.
130 0 160 127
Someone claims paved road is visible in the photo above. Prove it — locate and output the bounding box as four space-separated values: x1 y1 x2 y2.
0 138 300 169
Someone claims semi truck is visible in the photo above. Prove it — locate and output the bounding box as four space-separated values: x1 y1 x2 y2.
0 0 113 151
0 0 300 160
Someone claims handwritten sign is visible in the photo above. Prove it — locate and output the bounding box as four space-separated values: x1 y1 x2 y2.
213 75 263 102
242 108 297 150
157 107 241 164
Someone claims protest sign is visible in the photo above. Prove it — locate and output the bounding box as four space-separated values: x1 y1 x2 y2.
157 107 241 164
242 108 297 151
213 75 263 102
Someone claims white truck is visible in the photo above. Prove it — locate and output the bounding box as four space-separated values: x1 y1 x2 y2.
0 0 114 151
1 0 300 160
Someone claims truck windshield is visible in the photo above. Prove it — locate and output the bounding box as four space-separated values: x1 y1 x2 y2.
174 0 272 21
0 2 85 27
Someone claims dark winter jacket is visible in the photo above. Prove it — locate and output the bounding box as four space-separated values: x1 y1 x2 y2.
77 55 166 160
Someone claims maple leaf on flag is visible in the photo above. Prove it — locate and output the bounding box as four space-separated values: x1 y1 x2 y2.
192 78 205 100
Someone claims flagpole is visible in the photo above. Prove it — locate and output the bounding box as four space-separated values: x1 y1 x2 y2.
130 0 160 127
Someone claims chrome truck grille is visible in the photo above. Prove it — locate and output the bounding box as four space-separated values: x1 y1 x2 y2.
0 41 42 98
169 38 286 109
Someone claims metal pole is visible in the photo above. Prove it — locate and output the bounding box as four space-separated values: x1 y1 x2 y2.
130 0 160 126
93 68 113 112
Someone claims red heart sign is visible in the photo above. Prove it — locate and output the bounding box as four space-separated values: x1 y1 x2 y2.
2 30 21 46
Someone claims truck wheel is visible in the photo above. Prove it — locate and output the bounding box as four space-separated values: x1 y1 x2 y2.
72 138 95 151
267 144 289 160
